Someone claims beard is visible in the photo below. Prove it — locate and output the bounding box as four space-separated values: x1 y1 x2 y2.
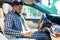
15 12 20 16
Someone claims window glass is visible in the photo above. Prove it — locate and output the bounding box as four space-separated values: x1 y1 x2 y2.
21 5 43 18
34 0 60 15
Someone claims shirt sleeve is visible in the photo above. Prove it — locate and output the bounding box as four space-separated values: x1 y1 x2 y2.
4 15 22 37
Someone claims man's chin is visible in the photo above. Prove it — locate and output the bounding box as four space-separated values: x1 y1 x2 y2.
17 11 21 14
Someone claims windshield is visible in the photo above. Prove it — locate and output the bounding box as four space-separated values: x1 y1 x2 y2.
34 0 60 15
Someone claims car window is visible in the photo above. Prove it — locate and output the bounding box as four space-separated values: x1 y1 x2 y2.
34 0 60 15
21 5 43 18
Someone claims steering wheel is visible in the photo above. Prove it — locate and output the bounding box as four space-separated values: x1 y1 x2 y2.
38 14 44 31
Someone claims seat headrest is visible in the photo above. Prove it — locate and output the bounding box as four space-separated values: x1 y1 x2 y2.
2 3 12 15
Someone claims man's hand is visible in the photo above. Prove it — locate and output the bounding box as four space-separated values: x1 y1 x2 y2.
21 31 32 37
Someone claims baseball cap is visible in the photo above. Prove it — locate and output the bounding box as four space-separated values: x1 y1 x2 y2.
12 0 23 6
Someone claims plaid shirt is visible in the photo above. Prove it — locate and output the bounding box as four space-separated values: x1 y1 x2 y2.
4 11 22 37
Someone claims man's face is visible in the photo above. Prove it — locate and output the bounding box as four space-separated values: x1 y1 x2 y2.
15 4 23 14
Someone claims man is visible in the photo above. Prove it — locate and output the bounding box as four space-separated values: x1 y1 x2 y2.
4 1 51 40
4 0 32 38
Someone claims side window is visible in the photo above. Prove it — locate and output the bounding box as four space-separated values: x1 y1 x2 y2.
21 5 43 18
41 0 53 8
34 0 59 14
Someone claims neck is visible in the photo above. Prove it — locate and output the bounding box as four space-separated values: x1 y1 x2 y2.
12 8 20 16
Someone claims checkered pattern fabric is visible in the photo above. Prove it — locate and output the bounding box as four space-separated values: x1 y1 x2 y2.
4 11 22 37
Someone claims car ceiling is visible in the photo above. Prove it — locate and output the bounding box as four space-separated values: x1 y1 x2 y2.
0 0 36 4
0 0 39 10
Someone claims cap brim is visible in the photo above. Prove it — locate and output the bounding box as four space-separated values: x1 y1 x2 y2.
19 2 23 5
